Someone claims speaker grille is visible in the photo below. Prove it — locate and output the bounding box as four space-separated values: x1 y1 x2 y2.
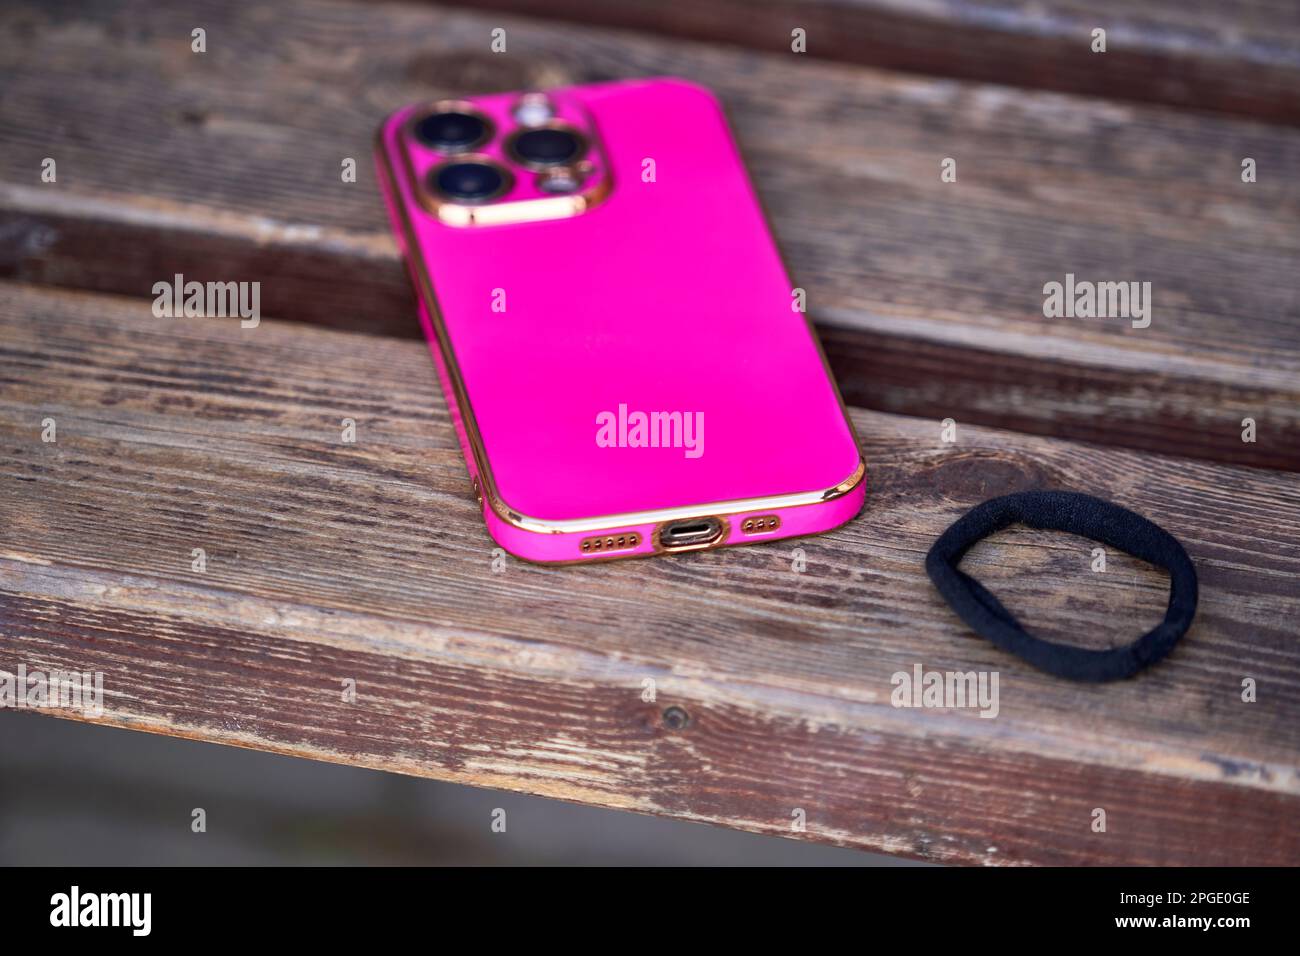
741 514 781 535
581 532 641 554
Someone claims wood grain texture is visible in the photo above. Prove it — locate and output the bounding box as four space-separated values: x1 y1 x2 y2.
2 281 1297 865
1 0 1298 468
442 0 1300 124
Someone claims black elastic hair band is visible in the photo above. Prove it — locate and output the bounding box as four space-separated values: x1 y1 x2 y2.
925 490 1198 682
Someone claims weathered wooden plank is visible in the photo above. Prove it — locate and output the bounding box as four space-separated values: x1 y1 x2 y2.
2 281 1297 865
443 0 1300 123
2 0 1297 468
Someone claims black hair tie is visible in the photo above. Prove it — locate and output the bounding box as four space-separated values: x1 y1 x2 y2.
925 490 1198 682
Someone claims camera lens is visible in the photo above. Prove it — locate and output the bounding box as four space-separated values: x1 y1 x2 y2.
414 111 489 152
510 127 586 167
432 161 510 203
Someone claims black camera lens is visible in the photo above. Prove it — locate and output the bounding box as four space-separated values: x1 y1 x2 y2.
509 127 586 167
414 111 490 152
432 161 510 203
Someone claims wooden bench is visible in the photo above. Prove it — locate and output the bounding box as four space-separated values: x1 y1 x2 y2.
2 0 1298 865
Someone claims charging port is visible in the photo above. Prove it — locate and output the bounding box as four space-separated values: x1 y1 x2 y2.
658 517 724 551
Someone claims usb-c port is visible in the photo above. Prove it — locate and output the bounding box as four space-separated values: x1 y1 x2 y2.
658 517 723 550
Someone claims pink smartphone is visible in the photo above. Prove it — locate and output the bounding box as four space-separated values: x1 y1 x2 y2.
374 77 864 563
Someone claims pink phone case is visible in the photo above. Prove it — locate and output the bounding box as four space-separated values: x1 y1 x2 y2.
375 77 865 563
